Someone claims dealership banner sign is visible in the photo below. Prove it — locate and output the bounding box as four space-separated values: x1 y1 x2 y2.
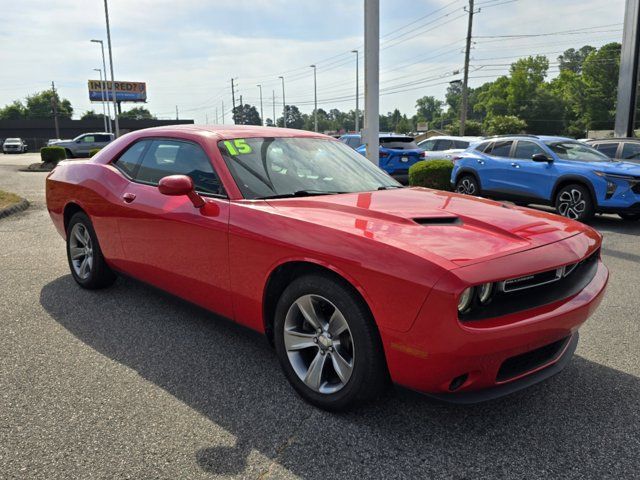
88 80 147 102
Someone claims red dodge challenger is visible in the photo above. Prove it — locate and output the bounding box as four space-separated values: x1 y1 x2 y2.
46 125 608 410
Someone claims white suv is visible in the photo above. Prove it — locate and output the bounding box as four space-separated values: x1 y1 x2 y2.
417 135 482 160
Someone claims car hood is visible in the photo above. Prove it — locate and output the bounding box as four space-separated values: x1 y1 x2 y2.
593 160 640 175
267 188 588 268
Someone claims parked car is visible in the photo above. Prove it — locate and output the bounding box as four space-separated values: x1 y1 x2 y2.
52 132 114 158
417 135 482 160
46 125 608 410
47 138 62 146
452 135 640 222
2 138 28 154
586 138 640 164
338 133 422 183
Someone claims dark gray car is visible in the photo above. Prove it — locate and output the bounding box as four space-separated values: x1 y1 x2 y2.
53 132 114 158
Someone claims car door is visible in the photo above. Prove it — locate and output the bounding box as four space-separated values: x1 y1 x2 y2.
479 140 515 194
113 137 233 318
75 134 97 156
507 140 557 200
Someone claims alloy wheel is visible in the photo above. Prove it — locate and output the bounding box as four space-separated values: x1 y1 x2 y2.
557 189 586 220
283 294 355 394
457 178 476 195
69 223 93 280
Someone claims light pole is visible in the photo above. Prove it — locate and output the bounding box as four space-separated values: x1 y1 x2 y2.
352 50 359 133
257 84 264 126
310 65 318 132
272 90 276 126
93 68 108 132
278 76 286 127
102 0 119 137
90 39 111 133
364 0 379 166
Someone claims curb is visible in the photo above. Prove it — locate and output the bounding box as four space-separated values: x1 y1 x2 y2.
0 198 30 219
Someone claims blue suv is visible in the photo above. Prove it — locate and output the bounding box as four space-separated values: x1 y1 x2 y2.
451 135 640 222
339 134 423 183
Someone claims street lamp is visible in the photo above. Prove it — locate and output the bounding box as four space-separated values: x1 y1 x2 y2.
351 50 359 133
310 65 318 132
257 84 264 126
101 0 119 137
93 68 108 132
90 39 112 133
278 76 286 127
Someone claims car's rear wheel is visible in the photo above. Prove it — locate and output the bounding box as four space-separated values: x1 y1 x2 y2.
66 212 117 289
619 212 640 221
555 184 594 222
65 149 73 159
274 274 388 411
455 174 479 196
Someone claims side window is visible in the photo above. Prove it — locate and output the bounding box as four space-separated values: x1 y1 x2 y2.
113 140 150 178
135 139 223 195
621 142 640 160
475 141 491 152
82 135 96 143
513 141 546 159
594 142 619 158
96 134 112 143
434 139 453 151
347 137 361 148
487 140 513 157
453 140 470 149
419 139 436 151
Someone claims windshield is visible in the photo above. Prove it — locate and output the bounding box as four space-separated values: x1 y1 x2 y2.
218 137 400 199
5 138 20 143
545 141 611 162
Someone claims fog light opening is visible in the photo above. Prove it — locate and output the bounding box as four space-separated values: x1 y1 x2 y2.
449 373 469 392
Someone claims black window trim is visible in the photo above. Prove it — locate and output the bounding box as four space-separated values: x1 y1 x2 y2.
111 137 228 199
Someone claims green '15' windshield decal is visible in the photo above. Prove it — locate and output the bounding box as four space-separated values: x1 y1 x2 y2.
223 139 252 155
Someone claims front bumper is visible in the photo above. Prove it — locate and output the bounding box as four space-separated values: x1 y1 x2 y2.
380 235 608 401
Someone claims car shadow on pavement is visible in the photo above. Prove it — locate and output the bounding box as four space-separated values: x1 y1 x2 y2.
40 275 640 479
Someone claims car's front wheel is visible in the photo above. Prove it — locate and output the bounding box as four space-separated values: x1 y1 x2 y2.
274 274 388 411
555 184 594 222
66 212 117 289
455 174 479 196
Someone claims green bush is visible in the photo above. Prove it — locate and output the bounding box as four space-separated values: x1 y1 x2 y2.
40 146 66 164
89 148 102 158
409 160 454 191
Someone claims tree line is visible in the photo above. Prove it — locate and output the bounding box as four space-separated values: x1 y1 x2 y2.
0 43 623 137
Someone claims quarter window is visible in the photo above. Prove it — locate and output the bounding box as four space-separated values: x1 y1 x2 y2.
487 140 513 157
513 141 546 159
419 139 436 151
135 139 223 195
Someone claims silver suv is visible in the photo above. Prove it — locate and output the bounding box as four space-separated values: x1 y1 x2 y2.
53 132 114 158
2 138 28 154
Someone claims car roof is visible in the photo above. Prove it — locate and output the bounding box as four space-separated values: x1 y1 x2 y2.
421 135 481 141
479 135 574 143
586 138 640 143
123 124 331 141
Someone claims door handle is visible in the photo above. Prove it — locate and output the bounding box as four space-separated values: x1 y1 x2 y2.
476 159 485 165
122 192 136 203
510 162 520 168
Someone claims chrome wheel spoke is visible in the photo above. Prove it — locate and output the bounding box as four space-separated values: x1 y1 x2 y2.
284 329 317 351
79 257 89 277
73 228 85 245
295 295 322 330
330 350 353 384
328 309 348 337
304 351 327 391
574 200 586 213
70 247 85 260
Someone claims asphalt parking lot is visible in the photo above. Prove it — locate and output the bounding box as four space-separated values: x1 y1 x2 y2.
1 153 639 479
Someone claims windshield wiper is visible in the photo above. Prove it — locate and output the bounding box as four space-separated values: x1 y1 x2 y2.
256 190 347 200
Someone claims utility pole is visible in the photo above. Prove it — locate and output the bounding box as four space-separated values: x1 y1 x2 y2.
257 84 264 126
310 65 318 132
239 94 244 124
272 90 276 126
279 76 286 127
215 107 219 124
222 101 225 124
364 0 379 166
94 68 108 132
175 105 179 121
615 0 640 137
460 0 476 136
352 50 360 133
103 0 119 137
91 39 112 133
231 78 236 124
50 81 60 139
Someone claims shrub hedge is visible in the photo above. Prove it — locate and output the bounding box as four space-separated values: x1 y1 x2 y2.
89 148 102 158
40 147 66 165
408 160 454 191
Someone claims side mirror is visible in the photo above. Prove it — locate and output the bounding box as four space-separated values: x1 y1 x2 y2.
532 153 552 163
158 175 205 208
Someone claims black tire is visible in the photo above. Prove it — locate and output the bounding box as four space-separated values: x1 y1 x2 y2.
619 212 640 221
554 184 595 222
455 174 480 196
66 212 117 289
65 149 74 159
274 273 388 411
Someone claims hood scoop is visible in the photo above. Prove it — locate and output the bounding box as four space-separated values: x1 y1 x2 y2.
413 216 462 226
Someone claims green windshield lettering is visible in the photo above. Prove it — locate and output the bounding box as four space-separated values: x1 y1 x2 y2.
224 139 253 156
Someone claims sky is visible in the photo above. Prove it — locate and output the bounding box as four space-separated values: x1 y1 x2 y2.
0 0 626 124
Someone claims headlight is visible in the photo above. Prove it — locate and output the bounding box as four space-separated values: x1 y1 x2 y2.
594 171 640 183
478 283 494 304
457 287 474 313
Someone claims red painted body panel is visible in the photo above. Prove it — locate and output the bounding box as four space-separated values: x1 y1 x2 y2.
45 125 609 397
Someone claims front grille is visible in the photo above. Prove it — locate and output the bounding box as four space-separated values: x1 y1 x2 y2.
497 336 570 382
459 249 599 322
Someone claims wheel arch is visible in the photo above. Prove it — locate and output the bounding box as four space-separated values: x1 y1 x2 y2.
63 202 87 234
551 175 598 207
262 260 376 347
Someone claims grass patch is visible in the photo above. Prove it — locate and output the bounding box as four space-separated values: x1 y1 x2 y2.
0 190 22 210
